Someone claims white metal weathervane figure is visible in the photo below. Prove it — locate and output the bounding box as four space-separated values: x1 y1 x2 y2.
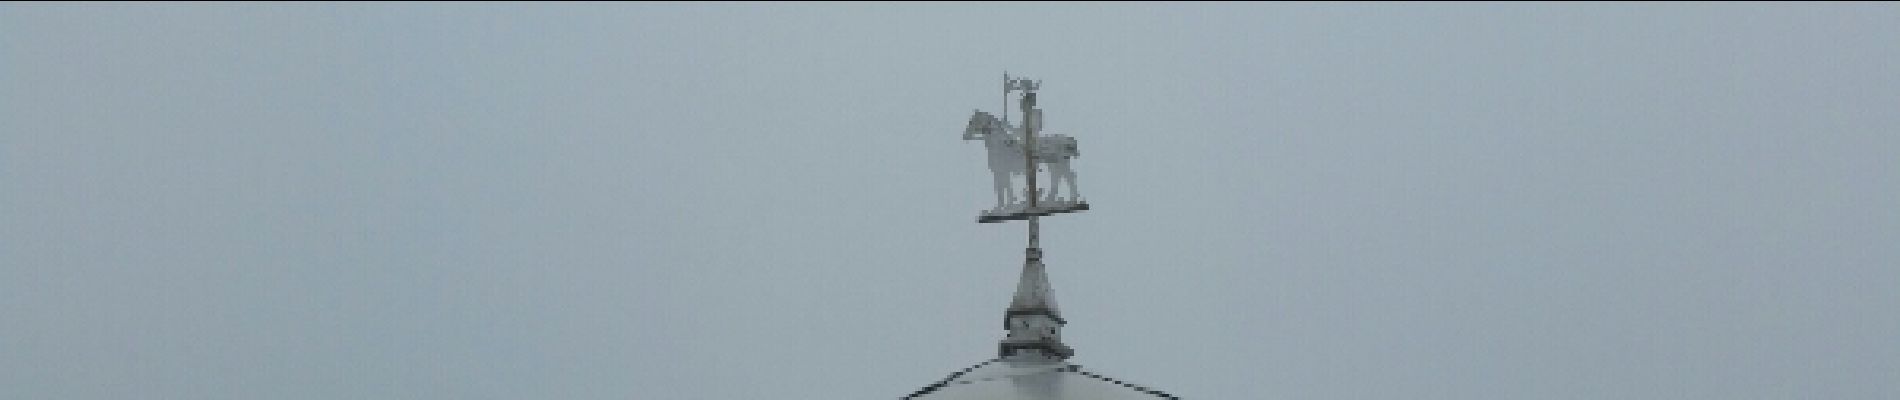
900 73 1182 400
964 73 1088 224
961 72 1090 361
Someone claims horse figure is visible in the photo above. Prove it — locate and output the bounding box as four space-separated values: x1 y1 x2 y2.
964 110 1083 212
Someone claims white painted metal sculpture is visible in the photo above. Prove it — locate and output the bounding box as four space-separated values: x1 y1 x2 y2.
964 75 1088 222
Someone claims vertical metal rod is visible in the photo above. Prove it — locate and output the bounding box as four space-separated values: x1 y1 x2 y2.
1021 86 1040 250
1029 216 1040 249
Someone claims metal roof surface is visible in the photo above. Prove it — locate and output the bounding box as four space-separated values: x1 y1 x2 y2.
903 359 1180 400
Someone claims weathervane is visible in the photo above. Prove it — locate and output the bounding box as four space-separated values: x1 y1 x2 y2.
896 75 1185 396
963 73 1089 227
961 72 1088 361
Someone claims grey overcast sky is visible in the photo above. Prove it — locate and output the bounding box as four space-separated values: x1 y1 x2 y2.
4 3 1898 400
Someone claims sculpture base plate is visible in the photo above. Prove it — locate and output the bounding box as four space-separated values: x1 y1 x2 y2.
976 202 1089 223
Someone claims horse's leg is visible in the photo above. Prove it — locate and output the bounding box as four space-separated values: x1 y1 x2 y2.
1065 168 1081 201
992 169 1014 211
1043 167 1061 203
1038 162 1061 202
1055 163 1079 202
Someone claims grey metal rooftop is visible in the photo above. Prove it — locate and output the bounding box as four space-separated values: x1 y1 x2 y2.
903 359 1179 400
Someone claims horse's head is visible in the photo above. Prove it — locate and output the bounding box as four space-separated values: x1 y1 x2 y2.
963 110 998 140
